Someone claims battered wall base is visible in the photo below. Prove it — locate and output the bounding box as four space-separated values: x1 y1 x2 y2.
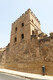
1 62 53 76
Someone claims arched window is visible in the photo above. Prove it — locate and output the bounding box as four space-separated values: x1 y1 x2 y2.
32 30 34 35
14 37 17 43
32 20 33 23
21 34 24 39
15 27 17 32
22 23 24 27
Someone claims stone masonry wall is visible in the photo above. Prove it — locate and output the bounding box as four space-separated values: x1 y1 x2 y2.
0 9 53 76
3 34 53 76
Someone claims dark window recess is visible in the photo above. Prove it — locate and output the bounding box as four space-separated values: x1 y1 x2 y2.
14 37 17 42
21 34 24 39
22 23 24 27
15 27 17 32
32 20 33 23
32 30 34 35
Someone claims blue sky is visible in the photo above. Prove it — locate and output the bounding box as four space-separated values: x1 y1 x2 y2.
0 0 53 48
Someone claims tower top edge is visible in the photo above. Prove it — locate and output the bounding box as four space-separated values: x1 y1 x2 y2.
12 8 40 25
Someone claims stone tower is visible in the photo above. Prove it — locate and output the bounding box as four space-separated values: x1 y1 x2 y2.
10 9 41 47
0 9 53 76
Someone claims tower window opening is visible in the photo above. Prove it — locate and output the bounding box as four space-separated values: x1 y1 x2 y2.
32 30 34 35
14 37 17 43
15 27 17 32
21 34 24 39
32 20 33 23
22 23 24 27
